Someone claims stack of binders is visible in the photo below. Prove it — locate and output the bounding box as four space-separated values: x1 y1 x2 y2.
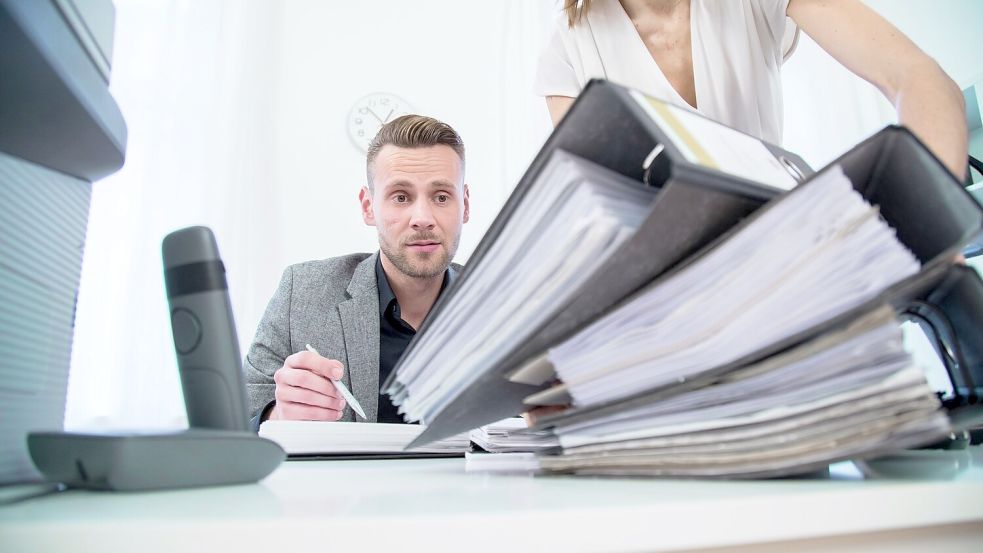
383 80 983 477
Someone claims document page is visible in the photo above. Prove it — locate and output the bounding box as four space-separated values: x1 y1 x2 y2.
469 417 559 453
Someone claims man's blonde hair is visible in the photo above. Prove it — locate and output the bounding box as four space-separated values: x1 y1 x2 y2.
366 114 465 188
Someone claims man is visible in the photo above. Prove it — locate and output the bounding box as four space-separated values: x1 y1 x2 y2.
243 115 470 429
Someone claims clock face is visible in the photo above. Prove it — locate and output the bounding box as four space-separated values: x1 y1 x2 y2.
347 92 413 152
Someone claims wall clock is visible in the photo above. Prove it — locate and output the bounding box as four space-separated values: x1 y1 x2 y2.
347 92 414 152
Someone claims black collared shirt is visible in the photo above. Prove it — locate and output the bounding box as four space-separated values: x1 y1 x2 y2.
375 256 451 424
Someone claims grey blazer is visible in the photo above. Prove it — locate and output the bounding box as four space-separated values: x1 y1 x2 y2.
243 251 459 424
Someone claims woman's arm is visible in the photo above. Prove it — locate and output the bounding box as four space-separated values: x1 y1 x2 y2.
546 95 577 127
788 0 968 180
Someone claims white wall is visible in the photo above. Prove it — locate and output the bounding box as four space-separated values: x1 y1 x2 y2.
264 0 554 273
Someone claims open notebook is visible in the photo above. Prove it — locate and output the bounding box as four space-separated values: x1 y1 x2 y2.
258 422 470 459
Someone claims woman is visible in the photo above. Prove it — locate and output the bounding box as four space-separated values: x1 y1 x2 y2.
535 0 967 179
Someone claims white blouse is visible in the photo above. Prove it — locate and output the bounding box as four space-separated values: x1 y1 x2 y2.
534 0 799 145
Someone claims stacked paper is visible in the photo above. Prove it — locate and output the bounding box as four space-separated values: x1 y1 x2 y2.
539 308 948 477
529 166 950 477
469 418 559 453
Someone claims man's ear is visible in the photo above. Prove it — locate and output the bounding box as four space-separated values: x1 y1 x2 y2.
359 186 376 226
462 184 470 224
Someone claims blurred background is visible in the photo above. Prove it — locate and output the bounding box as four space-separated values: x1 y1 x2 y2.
66 0 983 431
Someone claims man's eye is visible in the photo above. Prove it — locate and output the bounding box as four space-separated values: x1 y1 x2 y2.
394 194 408 203
435 194 449 203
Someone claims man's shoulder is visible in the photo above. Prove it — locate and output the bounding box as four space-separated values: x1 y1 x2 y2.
287 253 374 280
283 254 377 299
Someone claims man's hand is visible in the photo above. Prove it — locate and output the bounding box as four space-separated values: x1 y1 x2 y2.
268 350 347 421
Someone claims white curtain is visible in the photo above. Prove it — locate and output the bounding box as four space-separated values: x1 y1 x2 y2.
67 0 286 430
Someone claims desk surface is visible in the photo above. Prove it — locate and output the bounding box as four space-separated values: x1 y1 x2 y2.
3 448 983 553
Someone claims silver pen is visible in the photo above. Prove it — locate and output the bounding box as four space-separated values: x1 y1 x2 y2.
305 344 367 419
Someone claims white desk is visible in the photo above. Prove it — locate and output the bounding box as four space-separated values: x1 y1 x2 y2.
2 448 983 553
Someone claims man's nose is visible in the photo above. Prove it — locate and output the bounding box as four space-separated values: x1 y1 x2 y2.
409 200 436 230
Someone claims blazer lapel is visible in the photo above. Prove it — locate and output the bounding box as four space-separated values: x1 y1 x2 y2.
337 253 381 422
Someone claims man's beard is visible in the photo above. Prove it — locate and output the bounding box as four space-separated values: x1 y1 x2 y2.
379 230 459 279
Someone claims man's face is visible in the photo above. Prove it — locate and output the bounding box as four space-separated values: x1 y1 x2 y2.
360 144 470 280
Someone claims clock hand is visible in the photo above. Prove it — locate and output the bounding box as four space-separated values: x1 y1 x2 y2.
367 108 385 124
384 108 394 122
